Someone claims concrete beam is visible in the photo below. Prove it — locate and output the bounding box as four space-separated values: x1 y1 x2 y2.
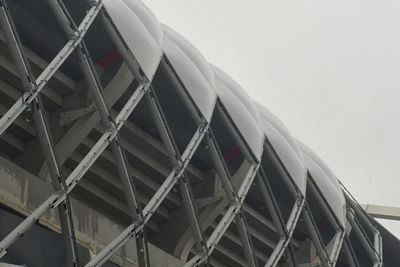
0 54 63 107
362 204 400 221
0 155 183 266
0 131 24 153
0 29 75 94
68 150 171 223
80 137 181 208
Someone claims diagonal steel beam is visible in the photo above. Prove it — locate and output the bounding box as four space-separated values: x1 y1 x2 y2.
341 182 383 267
343 237 360 267
0 1 79 265
145 89 208 256
206 130 258 267
347 210 382 267
302 206 331 267
188 130 259 267
0 0 102 136
84 122 209 266
307 179 345 266
0 80 149 259
44 0 153 265
256 167 304 267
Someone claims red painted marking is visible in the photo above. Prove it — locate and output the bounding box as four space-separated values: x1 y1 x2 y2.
317 218 330 230
97 47 120 69
223 144 240 160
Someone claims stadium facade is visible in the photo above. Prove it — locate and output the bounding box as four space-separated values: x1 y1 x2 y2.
0 0 398 266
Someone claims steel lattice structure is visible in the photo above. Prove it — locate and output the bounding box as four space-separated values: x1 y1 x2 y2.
0 0 396 266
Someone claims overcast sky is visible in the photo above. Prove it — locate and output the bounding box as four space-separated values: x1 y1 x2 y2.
144 0 400 237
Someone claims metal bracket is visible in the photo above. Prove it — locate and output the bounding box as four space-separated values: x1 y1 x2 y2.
59 104 96 126
195 195 224 209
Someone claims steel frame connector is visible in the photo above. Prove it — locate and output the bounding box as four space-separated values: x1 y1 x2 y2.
347 211 382 267
260 142 306 267
45 1 152 264
32 98 80 267
256 168 304 267
85 123 209 267
302 206 332 267
341 183 383 267
0 1 79 265
0 194 58 258
0 80 149 260
343 237 360 267
183 161 259 267
307 180 345 266
145 89 207 255
0 0 102 136
205 131 258 267
184 120 260 267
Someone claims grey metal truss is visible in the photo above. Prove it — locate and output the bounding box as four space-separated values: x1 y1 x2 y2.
0 2 156 265
84 69 209 265
205 130 258 267
301 206 331 267
343 237 361 267
309 179 345 266
0 0 102 136
340 182 383 267
346 205 383 266
301 178 345 267
0 1 79 265
84 122 209 266
183 105 260 267
145 88 208 256
43 1 151 265
0 1 379 266
259 142 305 267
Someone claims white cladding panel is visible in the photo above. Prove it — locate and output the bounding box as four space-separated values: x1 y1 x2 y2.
255 102 303 158
212 67 263 160
103 0 163 79
258 115 307 195
163 27 217 122
299 143 347 227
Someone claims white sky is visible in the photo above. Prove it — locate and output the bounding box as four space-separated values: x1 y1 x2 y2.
144 0 400 237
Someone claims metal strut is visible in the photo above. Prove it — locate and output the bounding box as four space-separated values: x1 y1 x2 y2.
307 179 345 266
85 122 209 266
257 169 299 267
343 237 360 267
0 1 102 136
145 89 208 256
347 209 382 267
44 0 152 265
205 130 258 267
182 107 260 267
257 139 308 267
0 76 149 262
341 183 383 267
0 1 79 265
260 141 305 267
302 206 331 267
301 177 346 267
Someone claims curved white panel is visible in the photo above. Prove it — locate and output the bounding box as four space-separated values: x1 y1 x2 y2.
163 26 217 122
163 26 216 89
258 114 307 195
255 102 303 158
299 143 347 227
103 0 163 79
212 66 263 160
212 67 260 121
